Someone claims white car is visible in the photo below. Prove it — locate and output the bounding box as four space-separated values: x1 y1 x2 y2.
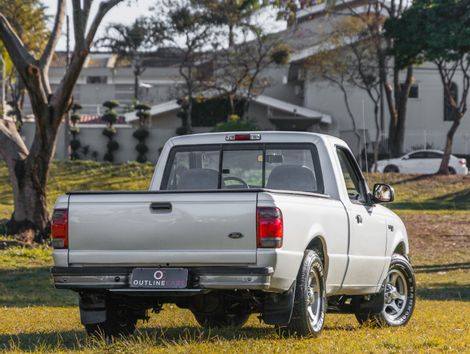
374 149 468 175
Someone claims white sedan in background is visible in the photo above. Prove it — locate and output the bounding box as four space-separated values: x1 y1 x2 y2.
373 149 468 175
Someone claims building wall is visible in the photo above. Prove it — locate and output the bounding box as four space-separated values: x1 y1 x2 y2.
304 63 470 155
22 65 183 116
20 122 177 164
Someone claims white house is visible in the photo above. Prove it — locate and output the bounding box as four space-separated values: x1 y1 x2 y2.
14 0 470 163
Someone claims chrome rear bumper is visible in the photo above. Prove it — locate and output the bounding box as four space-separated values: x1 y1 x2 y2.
51 266 274 291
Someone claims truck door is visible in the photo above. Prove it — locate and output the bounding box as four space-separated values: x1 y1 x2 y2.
335 147 388 288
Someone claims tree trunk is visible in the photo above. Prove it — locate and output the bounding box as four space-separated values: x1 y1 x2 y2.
134 73 139 102
387 66 413 157
0 110 60 241
437 114 462 175
228 94 236 117
186 95 193 134
228 24 234 47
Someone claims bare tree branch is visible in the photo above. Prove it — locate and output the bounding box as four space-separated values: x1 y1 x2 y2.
53 0 124 121
0 120 29 163
86 0 124 47
0 13 34 73
72 0 85 49
40 0 66 69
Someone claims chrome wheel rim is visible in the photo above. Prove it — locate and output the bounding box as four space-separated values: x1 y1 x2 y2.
383 269 408 321
307 267 322 327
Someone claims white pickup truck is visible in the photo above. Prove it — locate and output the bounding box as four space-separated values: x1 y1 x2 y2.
51 131 415 337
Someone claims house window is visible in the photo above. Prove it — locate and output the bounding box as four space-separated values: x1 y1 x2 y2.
86 76 108 84
400 83 419 99
444 82 458 121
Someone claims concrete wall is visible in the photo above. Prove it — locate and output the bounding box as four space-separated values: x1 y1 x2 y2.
20 122 178 164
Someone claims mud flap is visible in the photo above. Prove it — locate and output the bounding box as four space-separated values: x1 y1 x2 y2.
353 286 385 315
79 293 106 325
262 281 296 325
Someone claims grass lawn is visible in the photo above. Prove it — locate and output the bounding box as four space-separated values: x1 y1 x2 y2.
0 161 469 352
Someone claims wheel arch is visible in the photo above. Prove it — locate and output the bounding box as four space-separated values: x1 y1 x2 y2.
393 241 407 256
306 235 329 277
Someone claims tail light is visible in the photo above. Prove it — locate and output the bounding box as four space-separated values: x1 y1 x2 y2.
225 133 261 141
257 207 283 248
459 159 466 166
51 209 68 249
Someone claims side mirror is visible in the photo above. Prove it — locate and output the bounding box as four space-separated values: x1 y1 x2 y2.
372 183 395 203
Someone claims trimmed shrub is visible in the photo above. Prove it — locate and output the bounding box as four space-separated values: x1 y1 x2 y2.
133 102 151 163
101 100 120 163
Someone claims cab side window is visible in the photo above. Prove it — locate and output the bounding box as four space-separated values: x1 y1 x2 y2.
336 147 368 203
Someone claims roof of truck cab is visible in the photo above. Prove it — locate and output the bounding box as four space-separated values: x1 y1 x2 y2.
167 131 346 147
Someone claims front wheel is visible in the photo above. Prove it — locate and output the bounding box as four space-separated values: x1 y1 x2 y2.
356 254 416 327
279 249 326 337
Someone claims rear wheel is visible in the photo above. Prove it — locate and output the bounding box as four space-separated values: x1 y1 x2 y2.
85 304 137 338
384 165 400 173
355 254 415 327
448 167 457 175
279 249 326 337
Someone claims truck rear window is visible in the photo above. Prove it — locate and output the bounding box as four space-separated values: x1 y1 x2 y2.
162 143 324 194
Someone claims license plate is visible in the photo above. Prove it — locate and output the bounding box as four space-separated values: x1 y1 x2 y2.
130 268 188 289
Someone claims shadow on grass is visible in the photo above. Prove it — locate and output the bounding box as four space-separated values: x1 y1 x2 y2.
429 189 470 206
0 326 277 351
390 201 470 210
415 262 470 273
0 330 85 352
0 267 76 307
418 283 470 301
392 174 435 185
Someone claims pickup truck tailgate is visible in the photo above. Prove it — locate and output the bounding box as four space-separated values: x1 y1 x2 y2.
67 192 258 265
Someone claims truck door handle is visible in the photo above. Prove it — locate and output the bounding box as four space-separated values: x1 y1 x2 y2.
150 202 172 213
356 214 363 224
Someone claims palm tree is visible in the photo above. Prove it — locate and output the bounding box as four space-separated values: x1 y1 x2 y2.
97 18 152 102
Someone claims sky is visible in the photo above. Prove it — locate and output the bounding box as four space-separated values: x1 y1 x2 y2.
42 0 156 50
42 0 286 51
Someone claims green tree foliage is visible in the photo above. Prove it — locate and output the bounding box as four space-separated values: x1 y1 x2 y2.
212 114 259 132
0 0 49 127
0 0 49 56
385 0 470 174
195 0 263 46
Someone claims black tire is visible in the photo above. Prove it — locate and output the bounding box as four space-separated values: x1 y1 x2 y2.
355 254 416 327
85 305 137 338
279 249 326 337
194 312 250 329
384 165 400 173
448 167 457 175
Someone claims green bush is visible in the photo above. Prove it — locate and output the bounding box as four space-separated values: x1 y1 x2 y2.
132 127 149 140
70 140 81 150
212 115 259 132
107 140 120 151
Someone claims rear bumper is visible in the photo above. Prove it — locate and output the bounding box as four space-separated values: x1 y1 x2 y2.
51 266 274 292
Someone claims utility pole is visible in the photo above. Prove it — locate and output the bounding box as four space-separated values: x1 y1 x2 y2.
64 15 71 160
